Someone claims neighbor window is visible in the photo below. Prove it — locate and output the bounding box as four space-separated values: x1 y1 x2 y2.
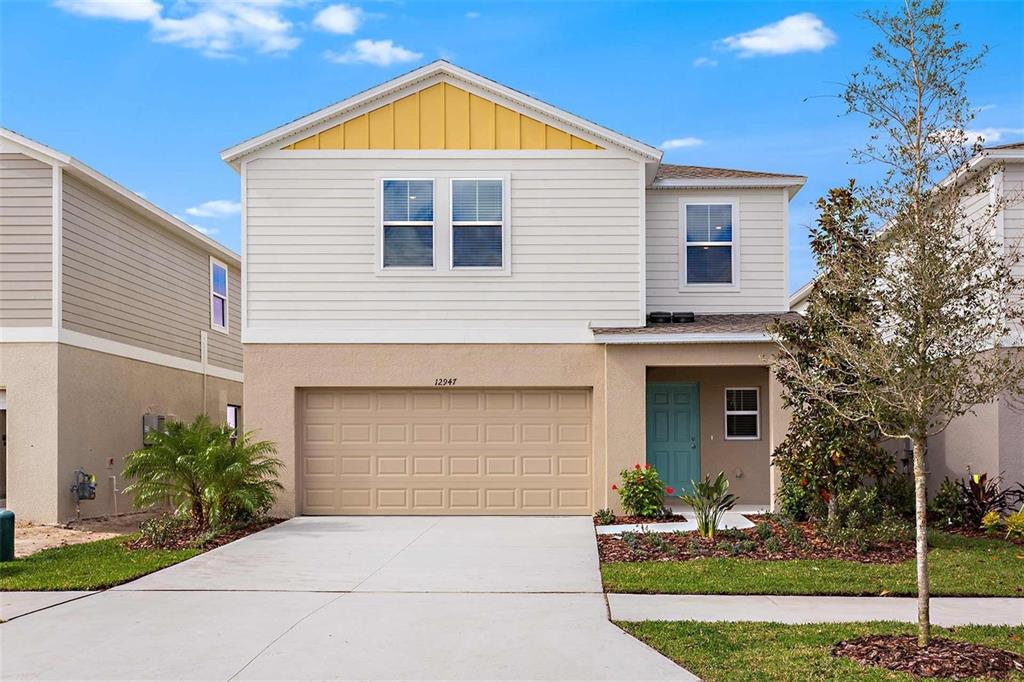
227 404 241 444
210 258 228 332
382 179 434 268
451 179 503 268
725 388 759 440
685 203 733 284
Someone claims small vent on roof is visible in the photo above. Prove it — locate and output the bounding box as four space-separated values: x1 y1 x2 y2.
672 312 695 324
647 311 672 324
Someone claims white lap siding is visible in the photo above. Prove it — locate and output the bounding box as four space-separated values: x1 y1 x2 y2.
244 155 643 341
645 188 788 313
0 153 52 326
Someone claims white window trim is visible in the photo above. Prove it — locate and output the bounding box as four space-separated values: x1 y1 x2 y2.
679 198 740 292
209 256 229 334
379 178 437 272
448 176 511 275
724 387 760 441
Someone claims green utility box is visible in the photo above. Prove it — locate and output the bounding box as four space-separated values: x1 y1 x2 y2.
0 509 14 562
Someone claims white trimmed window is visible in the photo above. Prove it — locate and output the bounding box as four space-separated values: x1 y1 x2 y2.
684 203 734 284
382 179 434 268
451 179 503 268
210 258 228 333
725 388 760 440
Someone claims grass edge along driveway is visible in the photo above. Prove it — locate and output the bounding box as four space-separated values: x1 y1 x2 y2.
618 621 1024 682
602 532 1023 597
0 536 199 591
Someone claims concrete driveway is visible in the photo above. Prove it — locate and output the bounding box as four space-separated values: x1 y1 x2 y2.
0 517 691 681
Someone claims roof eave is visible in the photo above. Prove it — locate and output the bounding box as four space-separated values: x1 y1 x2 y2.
594 332 773 345
651 176 807 197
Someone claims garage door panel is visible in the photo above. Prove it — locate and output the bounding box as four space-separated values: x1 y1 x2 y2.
300 388 593 515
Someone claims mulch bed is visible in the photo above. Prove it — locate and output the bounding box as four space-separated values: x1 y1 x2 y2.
126 518 283 551
594 514 687 526
597 515 915 564
832 635 1024 679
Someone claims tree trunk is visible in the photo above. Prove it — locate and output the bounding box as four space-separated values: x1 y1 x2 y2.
827 492 839 524
912 436 930 647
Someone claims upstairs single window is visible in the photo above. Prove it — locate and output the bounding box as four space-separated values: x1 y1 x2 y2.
685 203 734 284
725 388 760 440
382 179 434 268
210 258 228 332
451 179 503 268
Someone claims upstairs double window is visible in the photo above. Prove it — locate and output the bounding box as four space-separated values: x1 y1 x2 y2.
381 177 506 272
684 202 735 285
209 257 229 333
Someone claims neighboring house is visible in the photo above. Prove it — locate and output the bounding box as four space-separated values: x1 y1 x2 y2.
221 61 804 517
0 128 243 523
788 142 1024 489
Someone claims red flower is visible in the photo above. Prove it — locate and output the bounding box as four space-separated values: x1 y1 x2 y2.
635 464 642 470
611 484 618 491
666 487 674 495
645 463 651 470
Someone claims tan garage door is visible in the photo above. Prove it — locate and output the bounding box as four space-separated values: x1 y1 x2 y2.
300 388 593 515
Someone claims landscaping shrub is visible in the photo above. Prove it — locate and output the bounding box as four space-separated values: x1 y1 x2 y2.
123 414 282 533
138 514 192 548
678 471 737 539
776 474 824 522
612 464 669 519
929 477 970 528
1004 509 1024 541
593 508 616 525
927 472 1020 529
876 473 916 518
981 511 1004 536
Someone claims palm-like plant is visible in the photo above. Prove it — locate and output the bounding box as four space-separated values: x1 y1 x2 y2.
123 414 281 531
678 472 738 539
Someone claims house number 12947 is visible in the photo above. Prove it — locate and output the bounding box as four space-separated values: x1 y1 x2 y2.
434 377 457 386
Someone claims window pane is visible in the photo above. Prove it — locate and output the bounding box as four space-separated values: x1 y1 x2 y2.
708 204 732 242
453 225 502 267
685 204 710 242
452 180 502 223
727 389 758 412
727 414 758 438
687 245 732 283
212 264 227 296
383 180 409 222
227 405 239 430
383 226 433 267
213 296 226 327
408 180 433 221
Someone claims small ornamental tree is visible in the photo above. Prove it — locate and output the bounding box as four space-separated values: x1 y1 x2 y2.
774 0 1024 647
612 464 670 518
771 183 893 523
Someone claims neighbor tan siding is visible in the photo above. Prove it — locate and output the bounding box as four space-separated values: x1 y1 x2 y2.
61 173 242 372
244 155 643 338
646 187 788 313
0 153 52 326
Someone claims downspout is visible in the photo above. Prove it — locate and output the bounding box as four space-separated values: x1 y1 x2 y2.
201 331 209 415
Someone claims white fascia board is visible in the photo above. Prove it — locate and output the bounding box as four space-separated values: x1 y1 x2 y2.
220 60 662 168
789 279 815 311
0 326 243 382
0 128 239 267
597 332 773 345
243 325 601 344
651 176 807 198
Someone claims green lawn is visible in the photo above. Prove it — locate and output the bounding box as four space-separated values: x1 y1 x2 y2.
602 532 1023 596
618 621 1024 681
0 537 199 591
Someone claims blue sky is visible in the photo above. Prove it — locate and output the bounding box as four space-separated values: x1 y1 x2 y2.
2 1 1022 292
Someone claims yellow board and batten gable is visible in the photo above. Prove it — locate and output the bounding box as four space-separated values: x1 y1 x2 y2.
283 82 603 151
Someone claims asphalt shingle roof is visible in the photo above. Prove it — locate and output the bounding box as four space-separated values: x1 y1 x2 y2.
654 164 803 181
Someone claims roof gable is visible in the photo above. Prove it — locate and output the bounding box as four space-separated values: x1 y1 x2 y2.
221 61 661 167
283 82 602 152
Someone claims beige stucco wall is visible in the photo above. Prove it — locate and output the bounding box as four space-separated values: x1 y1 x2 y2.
246 341 784 517
2 342 241 523
0 343 60 521
646 366 771 505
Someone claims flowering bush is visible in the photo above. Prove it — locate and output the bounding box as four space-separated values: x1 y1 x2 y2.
613 463 670 518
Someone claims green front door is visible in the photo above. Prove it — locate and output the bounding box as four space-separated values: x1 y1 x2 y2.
646 382 700 494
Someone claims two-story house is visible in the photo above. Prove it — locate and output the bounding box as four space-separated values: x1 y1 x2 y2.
0 129 244 523
790 142 1024 490
221 62 804 516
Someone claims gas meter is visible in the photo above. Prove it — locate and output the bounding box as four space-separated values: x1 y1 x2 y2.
70 469 96 501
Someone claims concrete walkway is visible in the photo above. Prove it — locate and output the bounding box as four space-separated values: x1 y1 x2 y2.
0 517 692 681
608 594 1024 626
0 591 95 622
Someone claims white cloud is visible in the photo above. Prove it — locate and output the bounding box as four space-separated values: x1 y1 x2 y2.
963 127 1024 145
465 11 480 19
186 199 241 218
661 137 705 150
324 39 422 66
53 0 301 57
173 214 218 235
313 4 361 34
720 13 836 57
53 0 160 21
976 104 996 113
692 56 718 68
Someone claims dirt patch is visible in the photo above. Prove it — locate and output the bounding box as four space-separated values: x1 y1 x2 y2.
597 515 915 564
832 634 1024 679
14 511 159 558
594 514 687 526
125 518 284 551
